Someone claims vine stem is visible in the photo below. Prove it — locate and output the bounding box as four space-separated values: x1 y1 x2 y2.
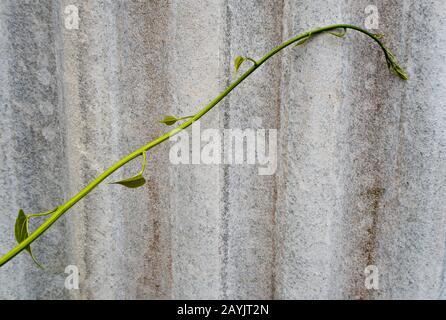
0 24 401 267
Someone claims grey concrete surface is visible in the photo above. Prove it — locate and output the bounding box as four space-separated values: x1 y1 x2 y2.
0 0 445 299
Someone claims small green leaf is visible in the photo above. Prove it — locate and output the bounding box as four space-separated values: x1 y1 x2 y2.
14 209 28 245
110 152 147 188
373 33 385 39
384 48 409 80
160 115 180 126
294 35 311 47
389 62 409 80
234 55 246 73
109 174 146 188
326 28 347 38
14 209 43 268
160 115 194 126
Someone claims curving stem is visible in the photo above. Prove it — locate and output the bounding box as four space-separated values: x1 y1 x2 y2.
0 24 407 267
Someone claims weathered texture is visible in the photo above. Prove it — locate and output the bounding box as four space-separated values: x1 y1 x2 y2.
0 0 445 299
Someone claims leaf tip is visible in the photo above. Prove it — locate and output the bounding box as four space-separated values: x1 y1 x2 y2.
385 49 409 81
392 64 410 80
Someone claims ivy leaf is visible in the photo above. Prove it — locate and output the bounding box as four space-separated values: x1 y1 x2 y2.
234 55 246 73
110 152 147 188
14 209 43 268
160 115 180 126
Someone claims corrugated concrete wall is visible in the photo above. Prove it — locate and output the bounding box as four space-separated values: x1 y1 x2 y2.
0 0 445 299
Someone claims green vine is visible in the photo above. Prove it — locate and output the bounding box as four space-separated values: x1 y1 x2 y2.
0 24 408 268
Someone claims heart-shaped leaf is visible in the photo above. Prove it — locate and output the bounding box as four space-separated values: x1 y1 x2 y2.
110 152 147 188
14 209 43 268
